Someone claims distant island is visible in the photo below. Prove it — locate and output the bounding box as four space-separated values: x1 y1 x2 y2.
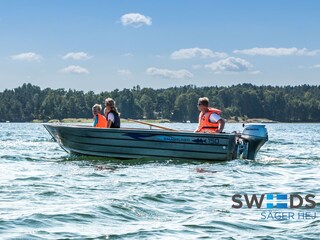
0 83 319 123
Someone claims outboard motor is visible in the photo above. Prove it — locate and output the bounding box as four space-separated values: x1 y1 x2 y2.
237 123 268 160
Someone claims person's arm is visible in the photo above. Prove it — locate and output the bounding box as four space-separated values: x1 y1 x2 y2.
93 115 98 127
194 123 201 132
106 120 112 128
217 118 225 133
106 112 115 128
194 113 201 132
209 113 225 133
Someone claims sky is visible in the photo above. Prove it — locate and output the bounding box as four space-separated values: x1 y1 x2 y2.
0 0 320 92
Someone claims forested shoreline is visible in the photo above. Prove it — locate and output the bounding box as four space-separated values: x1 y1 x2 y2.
0 83 320 123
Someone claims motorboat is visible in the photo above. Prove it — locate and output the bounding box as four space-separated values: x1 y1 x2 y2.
43 123 268 161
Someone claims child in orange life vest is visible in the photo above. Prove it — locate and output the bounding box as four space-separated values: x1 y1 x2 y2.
92 104 107 128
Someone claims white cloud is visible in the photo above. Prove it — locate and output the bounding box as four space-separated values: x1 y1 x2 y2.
120 13 152 28
171 48 228 59
311 64 320 69
124 53 134 57
62 52 92 60
60 65 89 74
192 64 202 70
234 47 320 56
249 71 262 75
11 52 42 61
146 67 193 79
117 69 132 77
205 57 252 73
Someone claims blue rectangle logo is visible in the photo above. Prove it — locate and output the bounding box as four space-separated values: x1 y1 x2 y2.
277 194 287 200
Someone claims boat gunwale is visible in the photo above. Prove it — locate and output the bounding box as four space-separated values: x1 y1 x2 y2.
43 123 237 138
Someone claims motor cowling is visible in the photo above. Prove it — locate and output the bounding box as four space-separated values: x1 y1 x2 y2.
237 123 268 160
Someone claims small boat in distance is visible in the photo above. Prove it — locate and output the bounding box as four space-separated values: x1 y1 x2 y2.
43 123 268 161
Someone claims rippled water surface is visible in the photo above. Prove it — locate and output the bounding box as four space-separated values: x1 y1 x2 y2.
0 123 319 239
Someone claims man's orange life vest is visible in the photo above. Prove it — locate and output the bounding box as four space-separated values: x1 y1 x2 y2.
94 113 107 128
197 108 222 133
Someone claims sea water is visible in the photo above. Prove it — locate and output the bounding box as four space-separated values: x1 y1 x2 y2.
0 123 319 239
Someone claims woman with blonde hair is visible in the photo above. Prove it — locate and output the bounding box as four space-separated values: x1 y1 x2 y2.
104 98 120 128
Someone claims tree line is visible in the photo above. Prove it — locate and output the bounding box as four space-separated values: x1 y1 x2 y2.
0 83 320 122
